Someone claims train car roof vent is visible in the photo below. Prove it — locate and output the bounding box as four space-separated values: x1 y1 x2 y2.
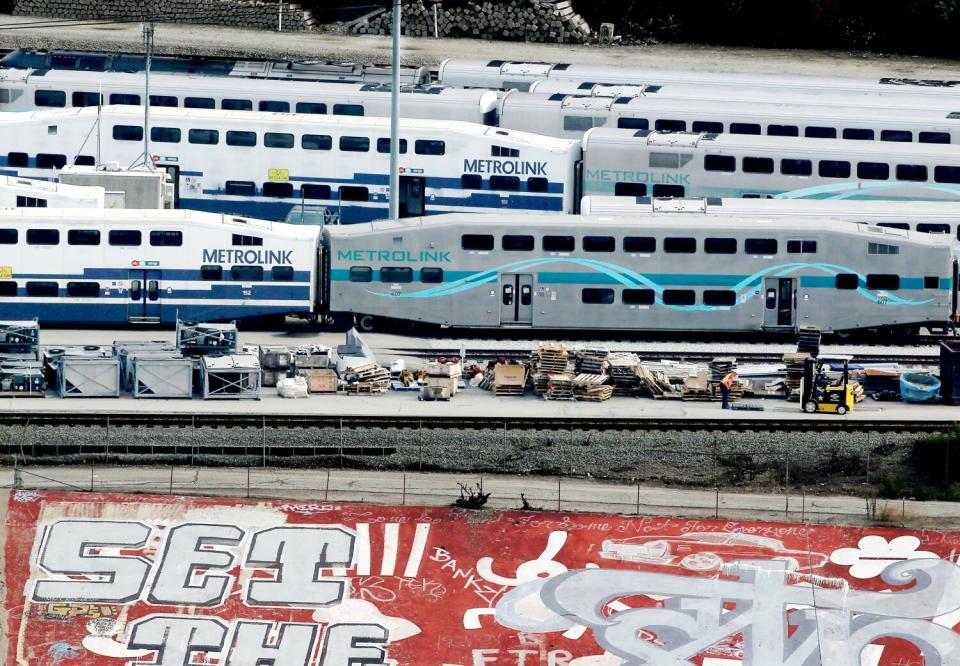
707 197 723 205
644 85 662 93
702 132 720 141
948 112 960 119
553 63 572 70
614 97 633 104
577 82 595 89
549 93 567 101
632 129 652 138
635 196 652 204
487 60 506 67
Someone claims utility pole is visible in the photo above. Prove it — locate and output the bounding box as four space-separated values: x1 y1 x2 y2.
277 0 283 32
389 0 401 220
131 20 156 170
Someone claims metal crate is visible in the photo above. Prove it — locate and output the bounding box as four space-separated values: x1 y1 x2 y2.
131 356 194 399
0 361 46 395
0 320 40 360
57 356 121 398
200 354 261 400
176 320 238 356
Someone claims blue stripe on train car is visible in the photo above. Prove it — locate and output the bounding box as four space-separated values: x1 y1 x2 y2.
0 302 308 324
5 285 312 299
11 269 312 281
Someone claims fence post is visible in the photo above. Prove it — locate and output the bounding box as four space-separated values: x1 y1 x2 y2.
169 466 174 495
418 419 423 471
715 487 719 519
325 469 330 502
247 466 251 499
262 416 267 467
557 476 561 511
89 463 95 492
635 482 641 515
402 473 407 505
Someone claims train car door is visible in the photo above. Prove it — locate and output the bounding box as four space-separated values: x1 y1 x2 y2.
499 273 534 325
399 176 425 218
763 277 795 329
127 269 162 322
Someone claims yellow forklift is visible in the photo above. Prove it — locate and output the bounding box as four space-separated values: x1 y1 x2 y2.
800 355 855 415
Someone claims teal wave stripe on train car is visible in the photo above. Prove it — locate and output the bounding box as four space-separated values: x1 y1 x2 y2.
776 181 960 200
366 258 934 310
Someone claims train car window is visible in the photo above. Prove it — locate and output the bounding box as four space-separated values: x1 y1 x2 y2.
730 123 761 135
296 102 327 114
692 121 723 133
149 95 178 107
271 266 294 281
259 100 290 113
225 181 256 196
920 132 950 144
27 229 59 245
462 234 494 251
742 157 774 174
835 274 859 289
113 125 144 141
664 237 696 253
201 265 223 280
663 289 696 306
35 90 66 107
805 126 837 138
843 128 874 140
857 162 890 180
491 146 520 158
881 130 913 142
339 136 370 152
896 164 928 182
377 138 407 154
338 186 369 201
502 235 535 251
704 155 735 172
415 139 446 156
420 267 444 283
380 267 413 283
74 155 95 166
349 267 373 282
150 230 183 247
787 240 817 253
703 290 736 306
623 236 655 253
745 238 778 255
925 276 941 289
222 99 253 111
868 242 899 255
108 230 141 246
151 127 181 143
655 119 686 132
302 134 333 151
301 184 332 199
7 152 28 167
0 282 16 296
264 132 294 149
66 282 99 297
67 229 100 246
71 91 102 107
231 265 264 281
184 97 215 109
768 125 799 137
581 288 615 305
877 222 910 230
189 129 220 145
704 237 737 254
490 175 520 191
653 184 685 197
461 174 483 189
527 177 549 192
622 289 655 305
263 182 293 198
0 229 17 244
917 223 950 234
543 235 575 252
17 196 47 208
35 153 66 170
867 274 900 290
584 236 616 252
26 281 58 297
819 160 851 178
935 166 960 183
614 182 647 196
618 117 649 130
781 159 813 176
232 235 263 247
226 131 257 147
333 104 364 116
109 93 140 105
564 116 596 132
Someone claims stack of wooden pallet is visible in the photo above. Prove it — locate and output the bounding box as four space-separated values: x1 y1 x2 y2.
607 354 643 396
343 362 391 394
637 365 682 399
576 347 610 374
709 357 737 383
545 374 575 400
531 343 572 373
783 352 810 401
572 374 613 401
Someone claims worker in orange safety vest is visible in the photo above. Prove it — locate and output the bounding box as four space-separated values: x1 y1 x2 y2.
720 371 737 409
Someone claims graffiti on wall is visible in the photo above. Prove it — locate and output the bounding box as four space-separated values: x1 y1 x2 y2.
4 491 960 665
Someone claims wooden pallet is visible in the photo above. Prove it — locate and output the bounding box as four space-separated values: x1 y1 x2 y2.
345 382 386 395
494 386 525 396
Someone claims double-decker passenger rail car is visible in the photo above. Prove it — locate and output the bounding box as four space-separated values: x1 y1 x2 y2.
582 129 960 201
324 213 956 335
0 209 320 324
438 58 960 96
0 106 580 223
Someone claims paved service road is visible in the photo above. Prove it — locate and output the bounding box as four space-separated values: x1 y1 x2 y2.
3 465 955 528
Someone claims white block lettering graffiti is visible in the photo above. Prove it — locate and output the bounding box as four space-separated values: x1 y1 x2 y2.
147 523 244 606
319 623 388 666
32 520 151 603
126 616 228 666
226 621 318 666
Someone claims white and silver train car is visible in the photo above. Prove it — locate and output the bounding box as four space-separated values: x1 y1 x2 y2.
325 213 956 335
0 68 499 125
0 175 105 209
438 58 960 96
0 106 581 223
497 91 960 142
0 208 320 324
581 129 960 201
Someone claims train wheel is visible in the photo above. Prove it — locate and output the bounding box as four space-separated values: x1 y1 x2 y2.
357 315 377 332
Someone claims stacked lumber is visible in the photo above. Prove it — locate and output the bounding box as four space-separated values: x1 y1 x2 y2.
342 362 391 394
783 352 810 401
545 374 575 400
576 347 609 374
572 374 613 401
607 353 643 396
352 0 592 44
